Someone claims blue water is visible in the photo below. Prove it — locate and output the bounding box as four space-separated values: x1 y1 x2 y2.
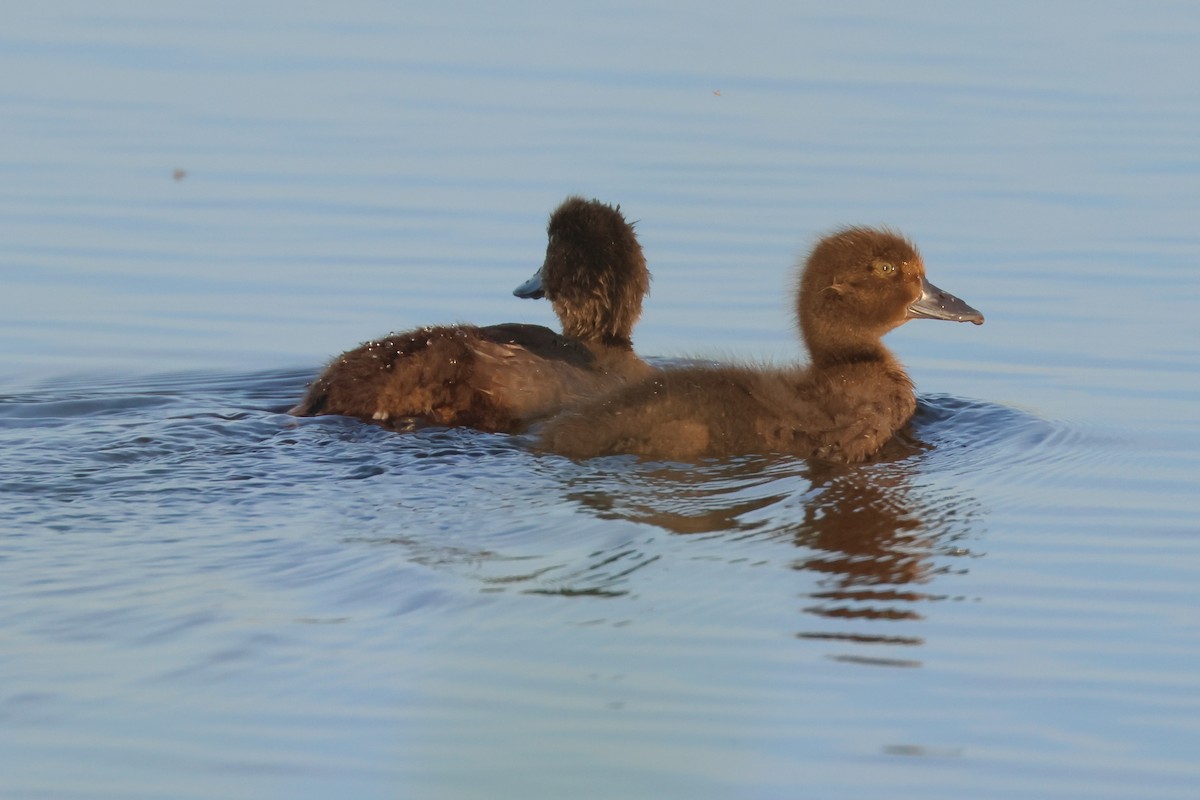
3 3 1199 798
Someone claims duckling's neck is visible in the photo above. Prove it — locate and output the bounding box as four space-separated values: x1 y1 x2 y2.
804 329 895 370
560 316 634 350
598 334 633 350
577 334 634 356
557 312 634 350
801 310 899 369
804 338 915 413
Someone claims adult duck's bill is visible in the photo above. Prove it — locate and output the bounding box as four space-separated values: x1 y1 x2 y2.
513 268 545 299
907 277 984 325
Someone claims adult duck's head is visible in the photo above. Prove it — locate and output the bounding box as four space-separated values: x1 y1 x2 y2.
798 227 983 365
514 197 650 348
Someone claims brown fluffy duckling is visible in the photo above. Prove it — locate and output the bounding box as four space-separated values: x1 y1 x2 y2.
538 226 983 463
289 197 652 432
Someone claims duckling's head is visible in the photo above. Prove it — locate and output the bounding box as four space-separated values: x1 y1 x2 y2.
798 227 983 364
513 197 650 347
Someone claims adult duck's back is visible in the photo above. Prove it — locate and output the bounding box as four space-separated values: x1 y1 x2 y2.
290 197 652 432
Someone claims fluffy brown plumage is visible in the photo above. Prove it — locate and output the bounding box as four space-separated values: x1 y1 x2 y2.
538 227 983 463
289 197 652 432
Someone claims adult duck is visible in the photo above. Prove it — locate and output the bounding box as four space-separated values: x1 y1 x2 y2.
538 226 982 462
290 197 652 432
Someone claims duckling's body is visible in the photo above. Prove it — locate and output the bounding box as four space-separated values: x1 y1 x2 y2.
290 197 652 432
539 227 982 463
555 359 915 463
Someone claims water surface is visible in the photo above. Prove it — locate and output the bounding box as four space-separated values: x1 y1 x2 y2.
2 2 1199 798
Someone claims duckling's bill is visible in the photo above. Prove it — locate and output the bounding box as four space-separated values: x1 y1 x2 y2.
513 268 545 299
906 277 984 325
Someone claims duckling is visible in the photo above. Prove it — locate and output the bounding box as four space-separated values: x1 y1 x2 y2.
289 197 653 432
538 226 983 463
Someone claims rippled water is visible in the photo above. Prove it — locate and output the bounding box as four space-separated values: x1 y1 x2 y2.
3 2 1200 799
5 366 1196 798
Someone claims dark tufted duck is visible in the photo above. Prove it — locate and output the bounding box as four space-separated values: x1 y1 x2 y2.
289 197 653 432
538 226 983 463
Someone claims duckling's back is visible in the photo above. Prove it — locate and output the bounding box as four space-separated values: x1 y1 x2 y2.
290 322 650 433
537 360 916 463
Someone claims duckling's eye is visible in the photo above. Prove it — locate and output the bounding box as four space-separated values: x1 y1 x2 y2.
872 261 897 277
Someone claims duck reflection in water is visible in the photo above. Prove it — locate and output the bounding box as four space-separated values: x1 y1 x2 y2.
560 432 983 664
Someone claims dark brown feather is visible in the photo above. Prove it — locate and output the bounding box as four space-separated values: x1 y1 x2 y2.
290 197 652 433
